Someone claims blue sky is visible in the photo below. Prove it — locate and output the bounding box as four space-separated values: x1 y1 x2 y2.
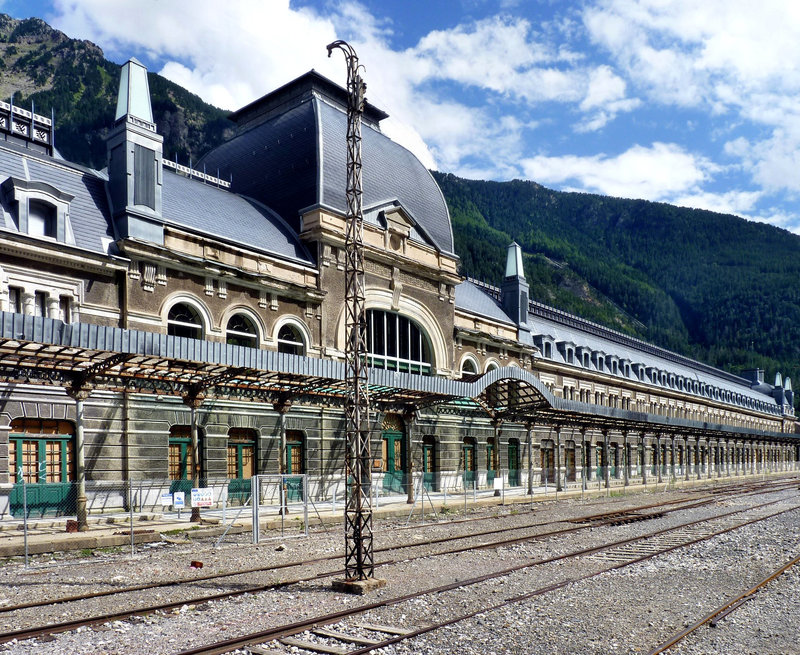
5 0 800 232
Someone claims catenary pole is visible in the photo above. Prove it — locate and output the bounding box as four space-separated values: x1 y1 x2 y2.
327 40 374 581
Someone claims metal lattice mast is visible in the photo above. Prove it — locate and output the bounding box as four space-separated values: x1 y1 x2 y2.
327 40 374 581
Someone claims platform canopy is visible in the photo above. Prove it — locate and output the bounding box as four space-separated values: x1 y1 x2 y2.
0 312 794 442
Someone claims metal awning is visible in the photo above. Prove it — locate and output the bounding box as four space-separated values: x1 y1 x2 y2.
0 312 796 442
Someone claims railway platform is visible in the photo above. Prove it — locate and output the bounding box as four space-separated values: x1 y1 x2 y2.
0 470 787 558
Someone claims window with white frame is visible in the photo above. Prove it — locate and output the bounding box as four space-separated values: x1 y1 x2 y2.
27 200 56 238
460 357 478 376
277 323 306 355
366 309 431 374
167 303 203 340
226 314 258 348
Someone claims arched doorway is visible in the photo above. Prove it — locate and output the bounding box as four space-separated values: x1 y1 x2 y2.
381 414 406 494
9 418 76 517
169 425 202 495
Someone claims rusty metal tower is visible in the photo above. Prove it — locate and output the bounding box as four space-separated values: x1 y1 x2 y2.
327 40 375 581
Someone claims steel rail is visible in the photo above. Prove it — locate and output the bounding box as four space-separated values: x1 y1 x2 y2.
2 478 787 620
345 505 800 655
172 501 800 654
0 477 791 632
645 552 800 654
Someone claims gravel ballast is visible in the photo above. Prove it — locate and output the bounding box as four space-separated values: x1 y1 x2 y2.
0 480 798 655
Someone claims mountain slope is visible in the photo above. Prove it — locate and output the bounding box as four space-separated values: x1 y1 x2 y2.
0 15 231 169
433 171 800 388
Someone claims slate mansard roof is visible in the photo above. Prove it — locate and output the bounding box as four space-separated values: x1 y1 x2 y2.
455 278 789 416
160 169 313 265
0 137 313 267
0 142 115 255
198 71 455 255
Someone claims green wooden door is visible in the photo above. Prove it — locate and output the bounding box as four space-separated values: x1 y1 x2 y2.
9 432 76 518
227 436 255 505
508 441 520 486
382 430 405 493
486 440 496 488
462 441 476 489
422 441 435 491
169 436 194 496
285 438 304 501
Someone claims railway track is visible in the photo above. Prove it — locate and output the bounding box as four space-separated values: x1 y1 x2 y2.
0 478 789 624
0 478 795 651
175 497 800 655
646 552 800 654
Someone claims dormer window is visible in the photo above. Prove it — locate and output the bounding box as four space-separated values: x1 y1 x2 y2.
1 177 74 244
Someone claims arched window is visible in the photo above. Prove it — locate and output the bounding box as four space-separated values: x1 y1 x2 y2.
167 303 203 340
277 323 306 355
460 357 478 376
366 309 431 374
226 314 258 348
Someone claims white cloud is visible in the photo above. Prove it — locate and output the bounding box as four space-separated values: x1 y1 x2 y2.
44 0 800 225
520 143 716 201
51 0 342 110
669 189 762 217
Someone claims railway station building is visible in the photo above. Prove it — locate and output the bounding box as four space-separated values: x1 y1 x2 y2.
0 58 797 520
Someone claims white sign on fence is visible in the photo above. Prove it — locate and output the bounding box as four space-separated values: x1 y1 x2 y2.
173 491 185 508
191 487 213 507
493 477 503 490
160 492 173 506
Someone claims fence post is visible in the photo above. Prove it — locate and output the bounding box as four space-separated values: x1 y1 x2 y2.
303 474 309 537
280 476 285 537
129 479 134 556
21 470 28 568
251 475 260 544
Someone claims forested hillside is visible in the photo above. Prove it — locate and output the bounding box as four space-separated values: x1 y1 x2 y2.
0 15 230 169
1 13 798 398
434 172 800 388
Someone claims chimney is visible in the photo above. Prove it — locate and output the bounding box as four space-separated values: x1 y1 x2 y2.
741 368 764 385
105 58 164 243
501 242 530 332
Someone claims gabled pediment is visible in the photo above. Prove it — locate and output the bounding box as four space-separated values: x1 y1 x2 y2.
380 204 416 237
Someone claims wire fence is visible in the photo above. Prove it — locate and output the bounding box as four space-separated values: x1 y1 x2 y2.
1 458 796 566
